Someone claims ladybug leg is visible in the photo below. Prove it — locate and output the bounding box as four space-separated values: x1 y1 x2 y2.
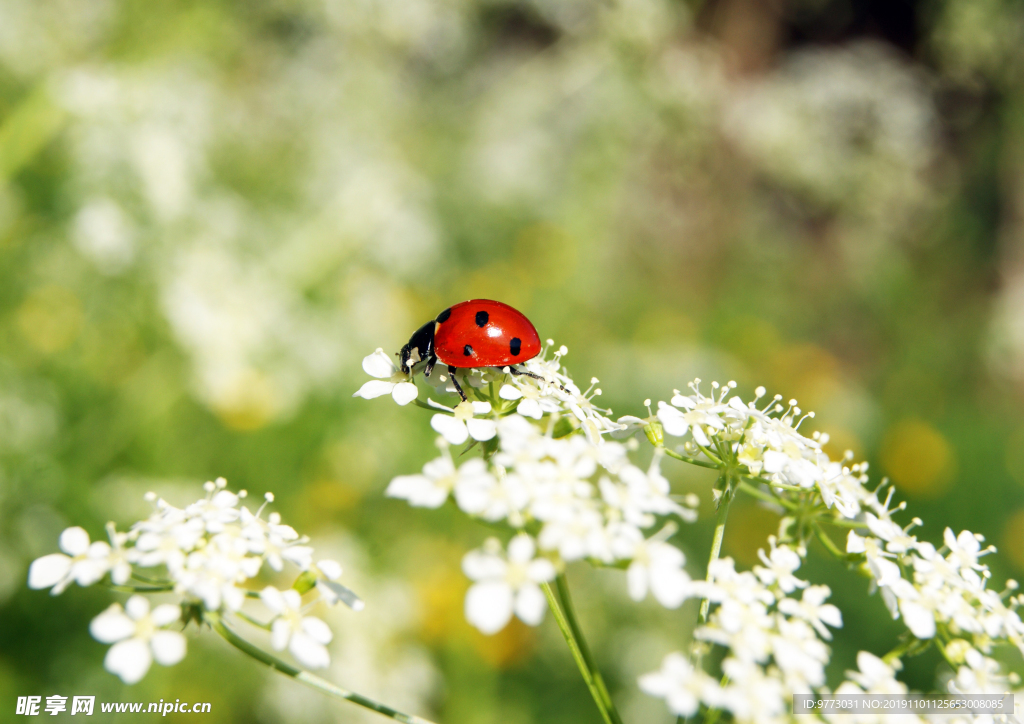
506 366 566 392
448 365 468 403
424 354 437 380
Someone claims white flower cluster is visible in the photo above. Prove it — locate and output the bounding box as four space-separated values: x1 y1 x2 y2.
641 542 843 719
28 479 361 681
357 343 699 633
355 342 624 444
362 348 1024 721
632 379 1023 721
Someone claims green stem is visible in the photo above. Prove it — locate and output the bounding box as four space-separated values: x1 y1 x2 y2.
882 636 920 666
692 442 723 466
206 613 436 724
736 480 798 511
541 583 617 724
812 523 849 560
235 610 272 631
662 448 720 470
554 574 623 724
824 517 869 529
698 482 734 626
109 584 175 594
701 674 731 724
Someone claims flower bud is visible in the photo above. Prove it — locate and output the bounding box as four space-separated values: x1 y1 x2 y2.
292 570 317 595
643 420 664 447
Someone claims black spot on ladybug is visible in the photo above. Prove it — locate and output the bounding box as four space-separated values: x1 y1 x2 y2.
475 310 489 327
463 345 474 356
510 337 522 356
436 308 451 323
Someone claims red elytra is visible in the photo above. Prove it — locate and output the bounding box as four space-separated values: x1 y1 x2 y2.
398 299 544 401
434 299 541 368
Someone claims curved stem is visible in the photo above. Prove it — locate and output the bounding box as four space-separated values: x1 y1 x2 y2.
736 480 798 511
206 612 436 724
692 442 723 466
554 574 623 724
824 517 869 529
698 480 734 626
662 448 720 470
109 583 174 594
812 522 848 560
540 583 617 724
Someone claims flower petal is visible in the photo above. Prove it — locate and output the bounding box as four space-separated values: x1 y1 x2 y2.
462 551 507 581
627 562 648 601
362 349 397 379
28 554 71 590
466 418 497 441
125 595 150 620
465 581 514 635
499 384 523 400
353 380 395 400
507 534 536 563
150 604 182 628
105 638 152 684
514 584 547 626
59 527 91 556
431 414 468 445
270 619 290 651
260 585 286 614
290 632 330 669
90 606 136 643
386 475 449 508
517 398 543 419
316 559 343 580
391 381 419 406
151 631 187 666
300 616 333 645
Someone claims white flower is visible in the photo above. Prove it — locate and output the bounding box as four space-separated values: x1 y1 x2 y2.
260 586 333 669
951 649 1010 695
430 400 496 445
943 528 990 583
462 535 556 634
499 383 560 419
771 618 829 687
454 468 530 522
311 559 364 610
697 598 774 664
387 448 494 509
847 531 902 587
611 529 692 608
754 539 807 593
777 585 843 640
241 508 313 571
701 557 774 607
717 658 786 721
89 596 186 684
656 387 728 445
898 597 937 639
352 349 418 406
28 527 115 594
639 652 718 717
841 651 907 694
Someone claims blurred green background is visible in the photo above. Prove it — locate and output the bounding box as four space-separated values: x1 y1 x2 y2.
2 0 1024 721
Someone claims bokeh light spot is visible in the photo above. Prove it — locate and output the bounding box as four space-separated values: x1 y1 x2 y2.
880 419 956 499
16 285 83 354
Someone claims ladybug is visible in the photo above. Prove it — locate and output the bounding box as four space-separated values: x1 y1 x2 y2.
400 299 544 401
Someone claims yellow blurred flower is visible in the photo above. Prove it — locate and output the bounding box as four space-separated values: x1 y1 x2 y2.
880 419 956 499
16 285 83 354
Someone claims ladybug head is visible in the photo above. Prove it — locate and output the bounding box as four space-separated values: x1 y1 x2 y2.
399 320 435 375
